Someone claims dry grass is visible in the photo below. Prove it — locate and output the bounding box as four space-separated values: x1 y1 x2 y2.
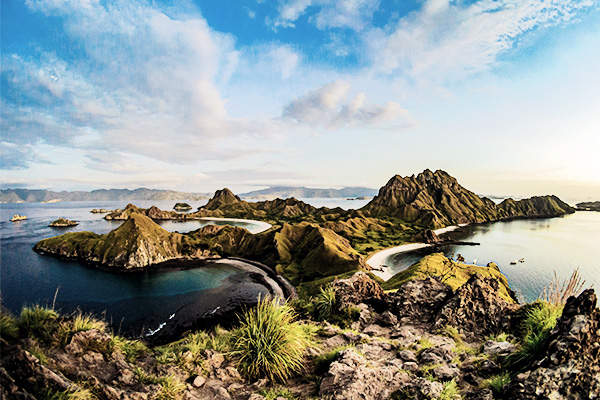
539 268 586 306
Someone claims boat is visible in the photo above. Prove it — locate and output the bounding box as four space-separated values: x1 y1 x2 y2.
10 214 27 222
510 260 518 265
518 258 525 263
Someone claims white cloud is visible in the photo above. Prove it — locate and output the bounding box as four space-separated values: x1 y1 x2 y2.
3 0 287 170
372 0 596 83
270 0 379 31
282 80 410 128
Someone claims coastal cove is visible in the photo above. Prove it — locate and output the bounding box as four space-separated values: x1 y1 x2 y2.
375 211 600 303
0 200 283 340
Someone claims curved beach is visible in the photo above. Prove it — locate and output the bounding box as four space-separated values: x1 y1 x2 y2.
367 225 465 281
198 217 272 234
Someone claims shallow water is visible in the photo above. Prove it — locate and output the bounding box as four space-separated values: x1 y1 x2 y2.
384 212 600 302
0 200 276 336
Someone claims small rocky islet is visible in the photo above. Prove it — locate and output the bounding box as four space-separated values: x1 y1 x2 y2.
48 218 79 227
4 169 593 399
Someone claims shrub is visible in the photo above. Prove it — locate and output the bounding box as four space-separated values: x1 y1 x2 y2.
112 336 148 363
313 286 337 321
26 343 48 365
482 372 511 395
231 296 312 381
0 313 20 340
439 379 461 400
19 305 59 340
508 301 562 371
57 312 105 345
440 325 463 345
257 387 297 400
156 376 185 400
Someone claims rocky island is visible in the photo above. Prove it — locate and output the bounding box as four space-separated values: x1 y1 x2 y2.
173 202 192 211
48 218 79 227
9 214 27 222
575 201 600 211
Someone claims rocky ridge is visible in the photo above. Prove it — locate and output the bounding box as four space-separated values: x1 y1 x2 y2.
3 272 597 400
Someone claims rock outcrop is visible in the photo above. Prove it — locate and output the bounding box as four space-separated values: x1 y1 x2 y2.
504 289 600 399
433 274 520 339
10 214 27 222
332 271 385 308
48 218 78 227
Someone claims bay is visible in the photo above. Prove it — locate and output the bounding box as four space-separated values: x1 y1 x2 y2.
384 211 600 303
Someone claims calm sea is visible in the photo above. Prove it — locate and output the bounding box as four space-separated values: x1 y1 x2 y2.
2 197 595 326
384 211 600 303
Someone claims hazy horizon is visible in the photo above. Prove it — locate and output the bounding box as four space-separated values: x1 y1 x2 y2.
2 1 599 201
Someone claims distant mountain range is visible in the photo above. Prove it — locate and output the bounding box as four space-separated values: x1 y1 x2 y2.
1 187 378 203
0 188 211 203
238 186 377 199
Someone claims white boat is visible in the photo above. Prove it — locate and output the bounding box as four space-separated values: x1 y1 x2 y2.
518 258 525 263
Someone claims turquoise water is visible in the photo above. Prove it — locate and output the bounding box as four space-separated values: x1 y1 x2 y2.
0 200 270 335
384 212 600 302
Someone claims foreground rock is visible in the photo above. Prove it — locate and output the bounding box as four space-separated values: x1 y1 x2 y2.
48 218 78 227
504 289 600 399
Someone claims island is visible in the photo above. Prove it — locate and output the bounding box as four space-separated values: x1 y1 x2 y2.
173 202 192 211
10 214 27 222
576 201 600 211
48 218 79 227
90 208 118 214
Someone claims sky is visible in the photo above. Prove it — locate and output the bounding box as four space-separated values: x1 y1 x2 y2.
1 0 599 201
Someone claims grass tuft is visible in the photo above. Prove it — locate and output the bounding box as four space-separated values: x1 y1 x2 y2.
440 325 463 345
156 375 185 400
313 285 337 321
258 387 297 400
438 379 461 400
482 372 511 395
112 336 148 363
540 268 586 306
19 305 59 340
57 312 105 345
231 296 312 381
0 313 20 341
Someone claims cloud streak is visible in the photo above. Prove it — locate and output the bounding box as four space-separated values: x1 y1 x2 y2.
282 80 410 128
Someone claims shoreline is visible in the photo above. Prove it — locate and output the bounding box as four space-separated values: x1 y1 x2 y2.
366 224 467 281
198 217 272 233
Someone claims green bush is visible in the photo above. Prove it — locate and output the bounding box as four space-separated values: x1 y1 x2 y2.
112 336 148 363
0 313 20 340
19 305 59 340
482 372 511 395
156 376 185 400
257 387 297 400
439 379 461 400
57 312 105 345
313 286 337 321
231 297 312 381
508 301 562 371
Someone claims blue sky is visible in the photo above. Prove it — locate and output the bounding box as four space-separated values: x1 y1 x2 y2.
2 0 599 200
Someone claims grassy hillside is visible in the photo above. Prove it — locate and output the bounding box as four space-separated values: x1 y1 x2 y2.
382 253 516 303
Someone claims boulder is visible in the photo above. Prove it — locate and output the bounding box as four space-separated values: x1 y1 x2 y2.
434 274 520 339
386 277 452 325
333 272 385 307
482 340 516 355
504 289 600 399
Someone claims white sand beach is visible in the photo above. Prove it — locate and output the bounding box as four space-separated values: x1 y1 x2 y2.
366 224 468 281
198 217 272 234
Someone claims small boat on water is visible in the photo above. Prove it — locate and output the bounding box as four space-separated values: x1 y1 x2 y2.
518 258 525 263
510 260 518 265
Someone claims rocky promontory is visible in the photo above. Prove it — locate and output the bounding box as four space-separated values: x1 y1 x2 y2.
2 271 596 399
48 218 78 227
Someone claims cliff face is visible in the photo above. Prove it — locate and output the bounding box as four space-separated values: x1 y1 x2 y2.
362 169 574 228
34 214 190 269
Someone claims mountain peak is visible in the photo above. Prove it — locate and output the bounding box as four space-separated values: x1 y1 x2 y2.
204 188 242 210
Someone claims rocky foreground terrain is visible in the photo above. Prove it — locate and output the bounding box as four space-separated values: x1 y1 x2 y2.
2 272 598 400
